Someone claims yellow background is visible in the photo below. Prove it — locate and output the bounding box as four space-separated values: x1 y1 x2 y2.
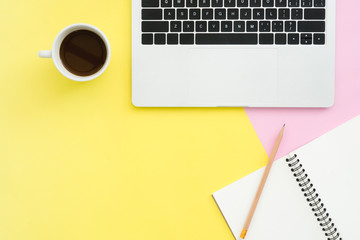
0 1 268 239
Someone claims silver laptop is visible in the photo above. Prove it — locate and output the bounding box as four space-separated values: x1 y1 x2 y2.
132 0 334 107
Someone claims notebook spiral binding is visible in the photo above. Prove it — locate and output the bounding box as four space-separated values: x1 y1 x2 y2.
286 154 342 240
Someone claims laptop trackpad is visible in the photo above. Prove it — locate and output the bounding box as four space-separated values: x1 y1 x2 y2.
186 49 278 106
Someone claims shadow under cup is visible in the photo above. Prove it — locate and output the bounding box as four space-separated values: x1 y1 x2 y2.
59 29 107 77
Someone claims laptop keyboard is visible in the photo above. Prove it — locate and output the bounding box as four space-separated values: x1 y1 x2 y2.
141 0 326 45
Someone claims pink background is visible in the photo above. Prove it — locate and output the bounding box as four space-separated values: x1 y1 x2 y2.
245 0 360 158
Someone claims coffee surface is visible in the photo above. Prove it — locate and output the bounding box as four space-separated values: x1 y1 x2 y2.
59 30 107 76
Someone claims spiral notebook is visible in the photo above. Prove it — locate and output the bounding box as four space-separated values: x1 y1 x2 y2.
213 115 360 240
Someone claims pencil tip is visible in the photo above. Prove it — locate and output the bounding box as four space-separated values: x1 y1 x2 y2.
283 124 286 127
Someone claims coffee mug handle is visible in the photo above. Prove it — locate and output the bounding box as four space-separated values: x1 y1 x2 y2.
38 50 52 58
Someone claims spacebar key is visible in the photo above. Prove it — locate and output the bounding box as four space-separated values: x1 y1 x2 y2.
196 34 258 45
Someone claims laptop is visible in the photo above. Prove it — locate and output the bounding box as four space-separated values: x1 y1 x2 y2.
132 0 335 107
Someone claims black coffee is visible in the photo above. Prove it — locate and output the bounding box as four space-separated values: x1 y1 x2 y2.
59 30 107 76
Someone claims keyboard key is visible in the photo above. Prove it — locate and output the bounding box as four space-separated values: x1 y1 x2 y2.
266 9 277 19
196 21 207 32
285 21 296 32
234 21 246 32
298 21 325 32
314 33 325 44
259 33 274 44
275 33 286 44
202 9 214 19
304 9 326 20
212 0 223 7
180 33 194 44
272 21 284 32
253 9 264 19
196 33 258 44
142 34 153 44
263 0 274 7
279 9 290 19
186 0 197 7
167 33 179 44
164 9 176 19
215 9 226 19
250 0 261 7
288 33 300 44
142 21 169 32
275 0 286 7
224 0 236 7
142 0 159 7
183 21 195 31
221 21 233 32
291 9 303 19
171 21 182 32
153 34 166 45
228 9 239 19
190 9 201 19
208 21 220 32
237 0 248 7
240 9 252 19
301 33 312 44
174 0 185 7
177 9 188 19
259 21 271 32
301 0 312 7
199 0 210 6
247 21 258 32
314 0 325 7
155 34 166 44
142 9 162 20
288 0 299 7
162 0 172 7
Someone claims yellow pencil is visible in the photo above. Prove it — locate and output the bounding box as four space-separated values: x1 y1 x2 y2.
240 124 285 239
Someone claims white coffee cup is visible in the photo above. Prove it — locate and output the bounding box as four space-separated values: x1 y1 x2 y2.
39 23 111 82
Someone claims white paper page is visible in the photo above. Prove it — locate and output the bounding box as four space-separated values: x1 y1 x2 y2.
213 115 360 240
288 115 360 240
213 159 324 240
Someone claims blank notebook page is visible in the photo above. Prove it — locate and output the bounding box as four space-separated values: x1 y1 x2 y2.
213 115 360 240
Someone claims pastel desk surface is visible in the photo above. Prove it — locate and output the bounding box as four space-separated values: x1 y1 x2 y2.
0 1 267 239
